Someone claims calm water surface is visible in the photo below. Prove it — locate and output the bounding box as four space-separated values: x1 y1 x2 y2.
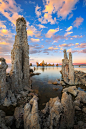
30 65 86 109
7 65 86 110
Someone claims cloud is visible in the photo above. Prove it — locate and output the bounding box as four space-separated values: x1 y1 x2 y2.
48 47 58 50
66 26 73 31
45 28 59 38
27 25 36 37
69 35 84 39
43 47 59 55
0 42 9 45
53 34 83 43
0 0 22 25
75 43 79 45
29 50 42 54
53 35 65 42
30 38 40 42
57 0 79 19
0 28 14 38
29 44 44 54
44 13 56 24
0 21 6 29
1 29 9 35
43 0 79 20
38 17 48 24
35 5 41 17
59 43 74 48
64 31 73 37
38 13 57 24
37 24 47 29
29 1 35 4
68 14 73 20
27 25 41 38
0 43 12 54
67 48 86 53
67 48 78 53
75 43 86 48
73 17 84 28
80 49 86 53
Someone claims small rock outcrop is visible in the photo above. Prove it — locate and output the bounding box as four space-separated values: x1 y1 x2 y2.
0 58 8 104
10 17 30 93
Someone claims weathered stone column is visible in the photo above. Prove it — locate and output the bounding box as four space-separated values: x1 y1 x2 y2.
62 50 69 83
69 52 74 85
10 17 30 93
0 58 8 104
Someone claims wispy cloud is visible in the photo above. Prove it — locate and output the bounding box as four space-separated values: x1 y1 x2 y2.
68 14 73 20
48 47 58 50
45 28 59 38
0 0 22 25
59 43 74 48
29 1 35 4
0 21 6 29
73 17 84 28
37 24 47 29
75 43 86 48
35 5 41 17
29 44 43 54
30 38 40 42
27 25 41 38
66 26 73 31
64 31 73 37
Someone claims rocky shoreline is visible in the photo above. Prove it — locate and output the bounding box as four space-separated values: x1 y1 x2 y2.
1 86 86 129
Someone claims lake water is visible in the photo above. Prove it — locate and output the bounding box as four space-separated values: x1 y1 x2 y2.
30 65 86 109
7 65 86 110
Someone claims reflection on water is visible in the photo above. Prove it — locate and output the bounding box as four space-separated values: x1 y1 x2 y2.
31 66 86 110
6 65 86 110
74 66 86 73
31 66 62 109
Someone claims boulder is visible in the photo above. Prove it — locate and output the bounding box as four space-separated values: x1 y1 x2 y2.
63 86 78 96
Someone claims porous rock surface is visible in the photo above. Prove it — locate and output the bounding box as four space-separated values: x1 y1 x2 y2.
61 49 86 86
10 17 30 93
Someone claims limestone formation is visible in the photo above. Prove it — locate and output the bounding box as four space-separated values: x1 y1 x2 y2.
24 95 40 129
10 17 30 93
0 58 8 104
61 49 86 86
60 92 75 129
62 49 74 85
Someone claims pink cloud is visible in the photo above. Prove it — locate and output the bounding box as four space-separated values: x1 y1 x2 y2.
73 17 84 28
0 0 22 25
75 43 86 48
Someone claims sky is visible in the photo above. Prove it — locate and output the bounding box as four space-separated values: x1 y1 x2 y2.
0 0 86 65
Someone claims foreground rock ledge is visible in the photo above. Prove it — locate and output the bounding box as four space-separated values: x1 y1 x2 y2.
1 86 86 129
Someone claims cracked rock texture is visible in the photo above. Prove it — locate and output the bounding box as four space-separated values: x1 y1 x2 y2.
10 17 30 93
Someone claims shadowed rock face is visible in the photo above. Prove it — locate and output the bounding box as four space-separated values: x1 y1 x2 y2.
10 17 30 93
0 58 8 104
